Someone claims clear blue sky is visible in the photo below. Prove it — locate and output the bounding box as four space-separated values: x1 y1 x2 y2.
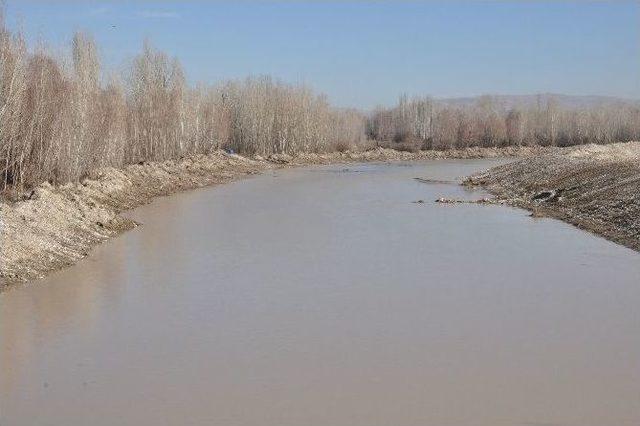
5 1 640 108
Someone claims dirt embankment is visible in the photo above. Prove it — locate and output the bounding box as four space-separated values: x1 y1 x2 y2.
0 147 552 290
1 145 546 289
466 141 640 252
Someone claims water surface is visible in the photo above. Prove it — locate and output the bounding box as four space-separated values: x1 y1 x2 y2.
2 160 639 426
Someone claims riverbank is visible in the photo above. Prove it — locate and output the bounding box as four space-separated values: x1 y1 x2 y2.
0 146 543 289
467 141 640 252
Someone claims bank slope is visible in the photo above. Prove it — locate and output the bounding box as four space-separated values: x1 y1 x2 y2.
0 146 544 289
468 141 640 252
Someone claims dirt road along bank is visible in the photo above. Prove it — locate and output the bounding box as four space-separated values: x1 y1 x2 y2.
466 141 640 252
1 146 544 289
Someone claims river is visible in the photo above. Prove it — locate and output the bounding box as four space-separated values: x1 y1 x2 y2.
1 160 639 426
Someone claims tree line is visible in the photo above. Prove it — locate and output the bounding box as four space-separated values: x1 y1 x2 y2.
368 94 640 150
1 17 639 193
0 21 365 192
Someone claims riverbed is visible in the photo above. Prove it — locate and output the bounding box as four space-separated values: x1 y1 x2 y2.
1 160 639 426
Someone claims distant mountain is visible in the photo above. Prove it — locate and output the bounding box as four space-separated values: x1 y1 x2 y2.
437 94 640 109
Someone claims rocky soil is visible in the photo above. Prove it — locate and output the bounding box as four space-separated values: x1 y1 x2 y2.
466 141 640 252
0 145 546 289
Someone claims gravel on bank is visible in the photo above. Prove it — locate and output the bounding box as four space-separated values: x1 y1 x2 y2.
0 145 545 289
466 141 640 252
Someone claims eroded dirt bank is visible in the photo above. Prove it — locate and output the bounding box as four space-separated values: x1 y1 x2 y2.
467 141 640 252
0 146 544 289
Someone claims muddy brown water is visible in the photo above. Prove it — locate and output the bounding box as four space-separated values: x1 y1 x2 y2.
1 160 640 426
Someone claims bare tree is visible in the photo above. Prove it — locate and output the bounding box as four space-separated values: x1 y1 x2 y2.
1 16 638 195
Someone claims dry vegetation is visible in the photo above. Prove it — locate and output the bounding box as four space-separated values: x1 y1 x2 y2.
368 94 640 151
0 19 366 196
1 15 639 196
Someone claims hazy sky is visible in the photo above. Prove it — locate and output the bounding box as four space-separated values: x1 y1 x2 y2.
6 1 640 108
